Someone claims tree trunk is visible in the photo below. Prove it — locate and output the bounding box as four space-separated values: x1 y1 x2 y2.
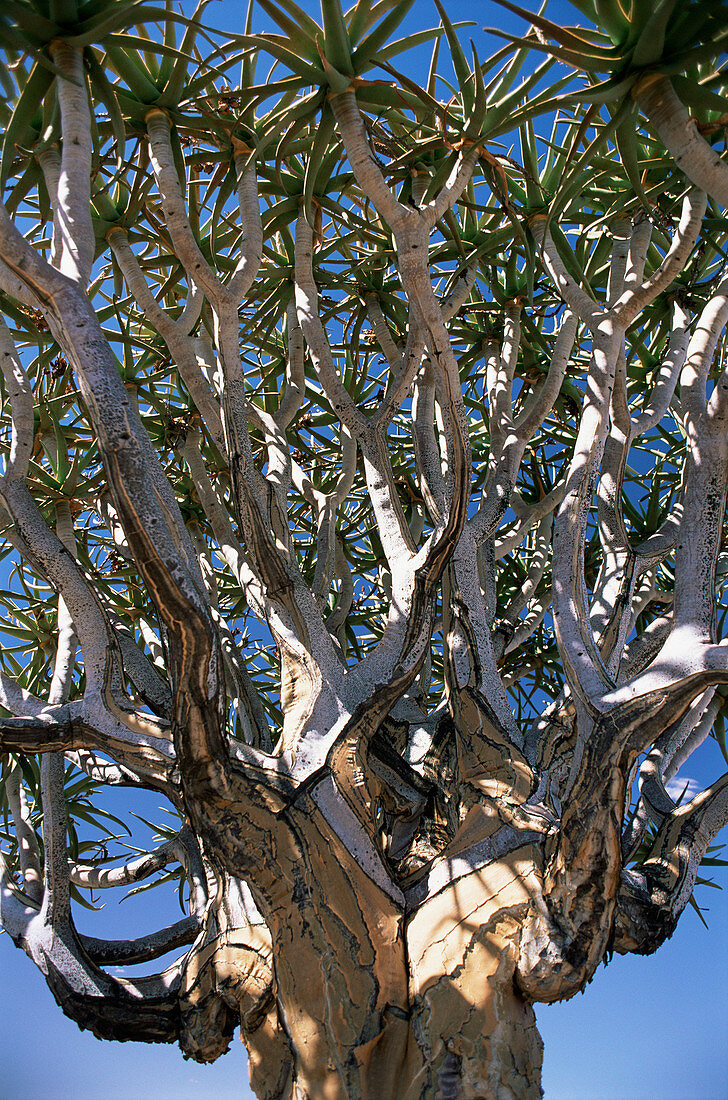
179 787 546 1100
404 855 543 1099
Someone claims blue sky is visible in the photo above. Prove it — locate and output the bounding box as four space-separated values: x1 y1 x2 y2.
1 2 727 1098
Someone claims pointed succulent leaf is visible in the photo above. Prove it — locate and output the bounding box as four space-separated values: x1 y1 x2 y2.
349 0 415 71
321 0 354 76
433 0 473 113
0 61 54 192
631 0 678 68
593 0 630 46
614 110 651 207
248 33 325 82
255 0 320 63
493 0 622 64
670 74 728 116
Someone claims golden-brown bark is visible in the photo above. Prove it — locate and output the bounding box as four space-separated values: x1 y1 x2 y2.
404 850 544 1100
175 811 548 1100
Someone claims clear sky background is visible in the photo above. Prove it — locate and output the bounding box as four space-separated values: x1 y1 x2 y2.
1 2 727 1098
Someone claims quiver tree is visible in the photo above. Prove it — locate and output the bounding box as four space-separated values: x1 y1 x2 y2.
1 1 728 1096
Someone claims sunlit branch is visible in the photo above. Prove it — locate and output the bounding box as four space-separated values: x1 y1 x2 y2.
495 481 567 560
635 74 728 208
182 428 248 584
4 762 42 903
618 614 671 685
425 147 480 225
0 673 54 718
490 305 521 443
108 231 225 451
412 358 446 523
624 217 651 289
145 113 284 639
664 692 721 784
0 706 174 790
326 539 354 639
277 301 306 427
187 521 270 750
632 300 690 434
311 429 357 610
47 42 94 285
329 89 410 230
365 293 402 370
0 477 120 701
472 311 576 545
612 191 707 326
550 323 621 704
663 278 728 642
503 591 550 657
145 110 228 303
227 158 264 301
531 218 603 329
590 299 690 675
500 514 552 630
0 203 211 615
374 316 425 428
372 264 477 434
444 527 523 747
606 218 631 304
294 211 366 434
63 750 143 787
69 835 189 890
514 311 577 441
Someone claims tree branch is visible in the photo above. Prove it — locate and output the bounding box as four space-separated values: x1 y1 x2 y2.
46 42 94 284
635 75 728 208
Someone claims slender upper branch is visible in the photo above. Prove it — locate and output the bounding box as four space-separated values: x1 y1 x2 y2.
47 42 94 284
